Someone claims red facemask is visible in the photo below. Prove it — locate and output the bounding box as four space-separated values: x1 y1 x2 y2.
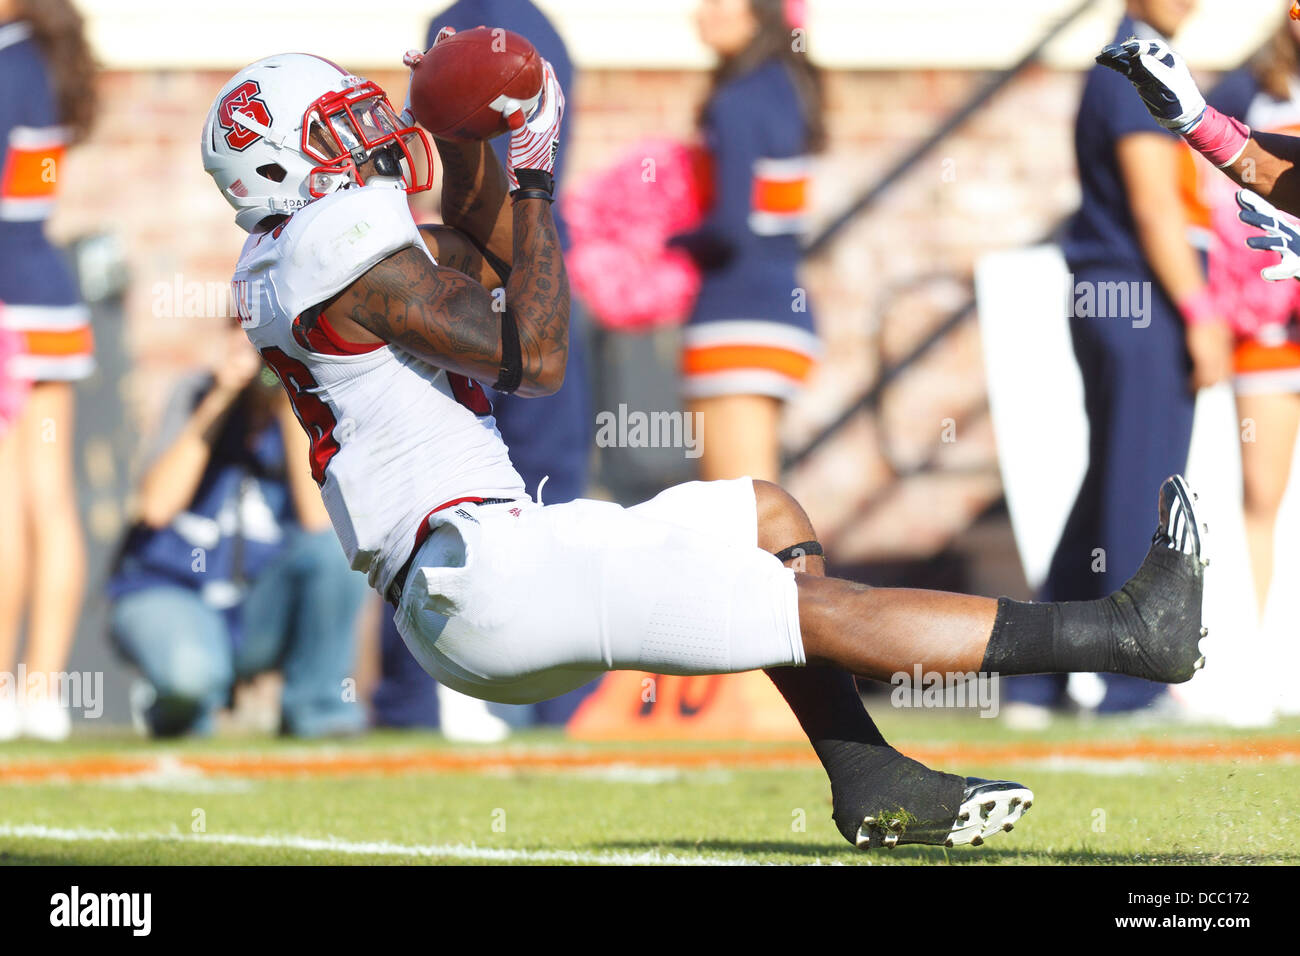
300 81 433 198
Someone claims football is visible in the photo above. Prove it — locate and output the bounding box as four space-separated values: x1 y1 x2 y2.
407 26 543 142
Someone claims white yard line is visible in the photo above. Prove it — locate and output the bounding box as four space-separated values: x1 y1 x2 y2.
0 823 813 866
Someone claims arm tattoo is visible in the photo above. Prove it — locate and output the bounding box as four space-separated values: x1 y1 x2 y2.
335 247 503 384
435 138 511 260
335 199 570 397
507 199 570 389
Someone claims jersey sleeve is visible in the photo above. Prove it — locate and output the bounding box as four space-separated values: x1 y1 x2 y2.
275 185 426 316
0 44 68 226
672 68 812 267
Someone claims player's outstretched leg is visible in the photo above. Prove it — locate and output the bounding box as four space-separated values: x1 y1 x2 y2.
756 482 1033 850
797 475 1207 685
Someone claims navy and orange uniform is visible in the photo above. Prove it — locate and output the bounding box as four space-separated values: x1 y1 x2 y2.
1015 13 1195 714
677 59 820 400
0 20 93 382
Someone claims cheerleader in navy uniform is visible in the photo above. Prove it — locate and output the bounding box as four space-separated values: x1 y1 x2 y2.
673 0 823 483
0 0 97 740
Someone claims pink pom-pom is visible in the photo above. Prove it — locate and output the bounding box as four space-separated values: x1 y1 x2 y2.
562 138 707 331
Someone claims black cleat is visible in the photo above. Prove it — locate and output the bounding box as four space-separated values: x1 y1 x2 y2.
1112 475 1208 683
855 778 1033 850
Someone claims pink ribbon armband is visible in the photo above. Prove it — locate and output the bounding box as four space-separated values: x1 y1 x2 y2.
1185 106 1250 168
1175 287 1219 327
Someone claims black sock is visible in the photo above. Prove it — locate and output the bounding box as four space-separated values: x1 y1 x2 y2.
981 598 1120 676
764 664 964 844
981 542 1197 680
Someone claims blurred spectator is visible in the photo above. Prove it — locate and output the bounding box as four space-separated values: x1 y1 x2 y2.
1202 9 1300 619
0 0 98 741
371 0 595 737
1006 0 1222 724
672 0 823 483
107 328 367 738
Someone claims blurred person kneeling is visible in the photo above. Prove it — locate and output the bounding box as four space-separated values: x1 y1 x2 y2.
107 328 367 738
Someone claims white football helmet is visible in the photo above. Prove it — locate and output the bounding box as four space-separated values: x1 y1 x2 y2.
201 53 432 232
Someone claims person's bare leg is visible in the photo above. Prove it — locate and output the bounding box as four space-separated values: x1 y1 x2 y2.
20 383 86 681
1237 390 1300 618
0 419 27 675
0 418 26 737
798 580 997 679
689 394 782 483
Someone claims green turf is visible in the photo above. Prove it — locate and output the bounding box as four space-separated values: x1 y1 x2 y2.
1 713 1297 865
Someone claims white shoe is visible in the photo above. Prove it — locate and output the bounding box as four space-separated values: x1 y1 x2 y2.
856 777 1034 850
21 697 71 741
0 696 19 741
436 684 510 744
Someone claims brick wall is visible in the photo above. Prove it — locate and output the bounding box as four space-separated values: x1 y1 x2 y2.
48 64 1086 562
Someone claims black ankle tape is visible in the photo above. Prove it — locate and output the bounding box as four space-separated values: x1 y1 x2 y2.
774 540 823 564
981 597 1060 676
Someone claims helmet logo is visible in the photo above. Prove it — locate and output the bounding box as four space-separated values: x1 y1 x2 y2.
218 80 274 151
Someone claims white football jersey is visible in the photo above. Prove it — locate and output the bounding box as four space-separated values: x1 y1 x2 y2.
231 181 526 594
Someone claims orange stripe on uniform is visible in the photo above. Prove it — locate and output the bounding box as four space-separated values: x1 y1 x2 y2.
1234 338 1300 374
1 144 64 201
683 343 815 380
752 176 807 215
21 325 93 358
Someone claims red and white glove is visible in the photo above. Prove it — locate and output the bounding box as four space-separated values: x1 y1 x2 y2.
399 27 456 125
497 59 564 190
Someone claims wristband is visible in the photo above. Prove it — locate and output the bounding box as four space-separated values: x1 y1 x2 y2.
1175 287 1218 327
511 168 554 195
510 188 554 204
1184 105 1251 168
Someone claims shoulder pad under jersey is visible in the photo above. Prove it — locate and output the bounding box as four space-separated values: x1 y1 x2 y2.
270 183 425 317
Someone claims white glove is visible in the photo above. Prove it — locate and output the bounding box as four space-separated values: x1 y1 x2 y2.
1096 37 1207 133
1237 189 1300 281
498 59 564 189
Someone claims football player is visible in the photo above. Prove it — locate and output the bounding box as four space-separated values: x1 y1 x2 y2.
1098 15 1300 281
201 37 1208 851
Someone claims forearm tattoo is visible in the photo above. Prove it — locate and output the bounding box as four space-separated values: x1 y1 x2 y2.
335 200 569 393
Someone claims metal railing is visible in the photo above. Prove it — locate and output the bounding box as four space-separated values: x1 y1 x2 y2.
785 0 1100 471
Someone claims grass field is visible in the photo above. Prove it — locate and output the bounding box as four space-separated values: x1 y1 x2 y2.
1 710 1297 865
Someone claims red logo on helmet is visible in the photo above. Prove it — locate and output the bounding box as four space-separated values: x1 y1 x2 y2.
218 80 273 151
